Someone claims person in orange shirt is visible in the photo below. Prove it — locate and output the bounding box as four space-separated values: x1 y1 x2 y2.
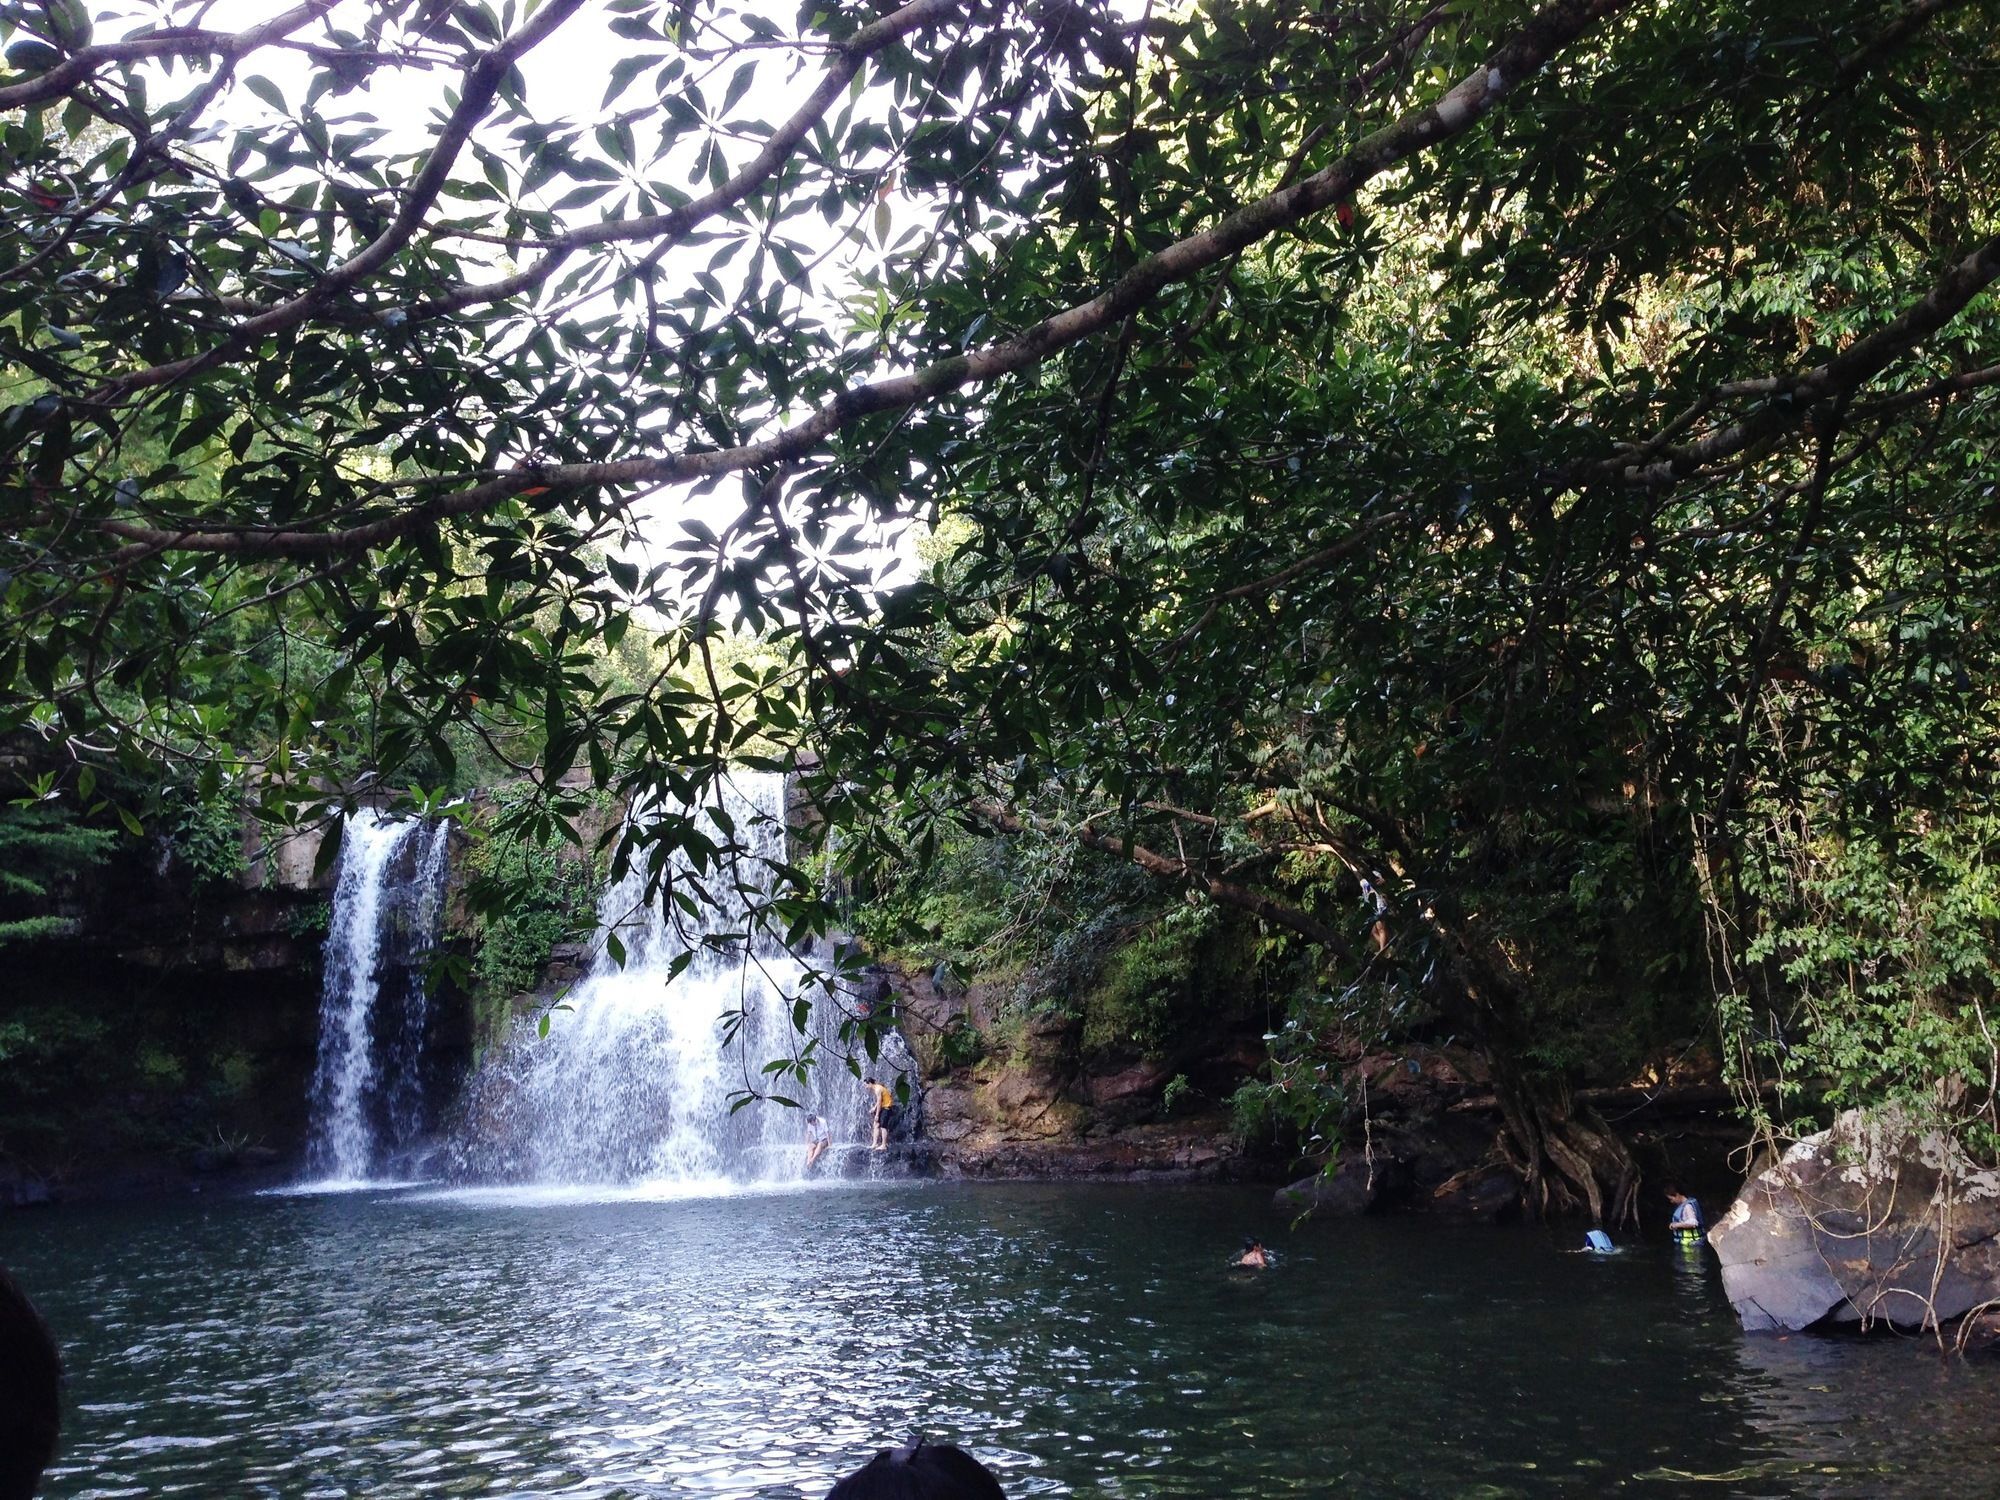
864 1076 895 1151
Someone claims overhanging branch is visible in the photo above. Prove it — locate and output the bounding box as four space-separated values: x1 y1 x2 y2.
101 0 1630 561
0 1 339 110
1587 229 2000 489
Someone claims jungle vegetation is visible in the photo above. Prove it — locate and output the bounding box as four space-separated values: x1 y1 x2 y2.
2 0 1999 1217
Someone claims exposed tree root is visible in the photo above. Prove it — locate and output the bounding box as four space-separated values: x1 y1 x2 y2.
1491 1069 1640 1227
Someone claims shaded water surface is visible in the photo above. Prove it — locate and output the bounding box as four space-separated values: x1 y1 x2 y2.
8 1183 2000 1497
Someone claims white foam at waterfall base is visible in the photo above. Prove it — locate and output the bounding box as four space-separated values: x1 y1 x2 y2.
297 808 451 1190
449 772 911 1192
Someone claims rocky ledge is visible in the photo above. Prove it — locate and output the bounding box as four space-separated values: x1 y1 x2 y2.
930 1123 1255 1182
1710 1108 2000 1333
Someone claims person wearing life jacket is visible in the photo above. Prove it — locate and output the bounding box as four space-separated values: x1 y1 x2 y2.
1665 1183 1704 1242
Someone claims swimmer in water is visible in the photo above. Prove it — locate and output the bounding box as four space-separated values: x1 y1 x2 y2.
1235 1237 1270 1269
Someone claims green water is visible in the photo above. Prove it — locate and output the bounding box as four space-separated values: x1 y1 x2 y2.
6 1182 1997 1497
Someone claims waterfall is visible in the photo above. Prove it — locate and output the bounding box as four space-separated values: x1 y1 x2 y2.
304 808 453 1183
448 771 913 1187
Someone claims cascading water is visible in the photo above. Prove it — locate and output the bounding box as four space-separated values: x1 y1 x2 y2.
304 808 453 1183
449 772 912 1187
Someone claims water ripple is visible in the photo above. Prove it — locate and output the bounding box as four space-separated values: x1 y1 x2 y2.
6 1184 2000 1498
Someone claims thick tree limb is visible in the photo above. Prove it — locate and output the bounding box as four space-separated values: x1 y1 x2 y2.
0 2 339 110
1587 228 2000 489
101 0 1629 560
1181 0 1455 340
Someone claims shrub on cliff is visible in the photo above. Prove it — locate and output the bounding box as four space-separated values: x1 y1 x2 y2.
0 804 113 946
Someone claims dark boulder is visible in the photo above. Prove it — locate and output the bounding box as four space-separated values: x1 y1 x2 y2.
1428 1163 1521 1220
1710 1108 2000 1333
0 1173 54 1210
1276 1152 1410 1216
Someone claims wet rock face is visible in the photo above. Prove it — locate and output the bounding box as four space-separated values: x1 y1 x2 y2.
1711 1109 2000 1332
938 1131 1245 1181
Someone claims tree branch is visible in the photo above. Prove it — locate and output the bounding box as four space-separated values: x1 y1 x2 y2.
0 2 340 110
1829 0 1974 97
412 0 965 321
102 0 1629 561
1585 228 2000 490
89 0 589 403
1854 359 2000 417
1170 508 1415 648
1710 393 1850 828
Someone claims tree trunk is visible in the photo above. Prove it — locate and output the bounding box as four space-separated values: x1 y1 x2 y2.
1489 1059 1641 1225
1423 909 1641 1225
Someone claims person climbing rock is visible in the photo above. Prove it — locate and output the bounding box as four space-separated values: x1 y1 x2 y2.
865 1076 895 1151
1 1265 62 1500
827 1438 1006 1499
804 1113 831 1171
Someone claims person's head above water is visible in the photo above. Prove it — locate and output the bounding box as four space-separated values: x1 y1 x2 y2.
825 1439 1006 1500
1242 1237 1264 1253
0 1265 62 1500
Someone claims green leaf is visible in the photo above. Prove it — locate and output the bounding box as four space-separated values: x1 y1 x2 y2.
244 76 287 113
603 53 658 108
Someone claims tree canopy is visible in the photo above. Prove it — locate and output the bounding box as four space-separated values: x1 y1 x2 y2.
4 0 1999 1214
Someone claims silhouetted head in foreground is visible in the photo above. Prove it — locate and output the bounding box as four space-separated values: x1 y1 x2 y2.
825 1439 1007 1500
0 1265 62 1500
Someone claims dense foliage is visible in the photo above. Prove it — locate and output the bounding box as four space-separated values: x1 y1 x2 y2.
0 803 113 943
457 784 613 1050
4 0 1999 1212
